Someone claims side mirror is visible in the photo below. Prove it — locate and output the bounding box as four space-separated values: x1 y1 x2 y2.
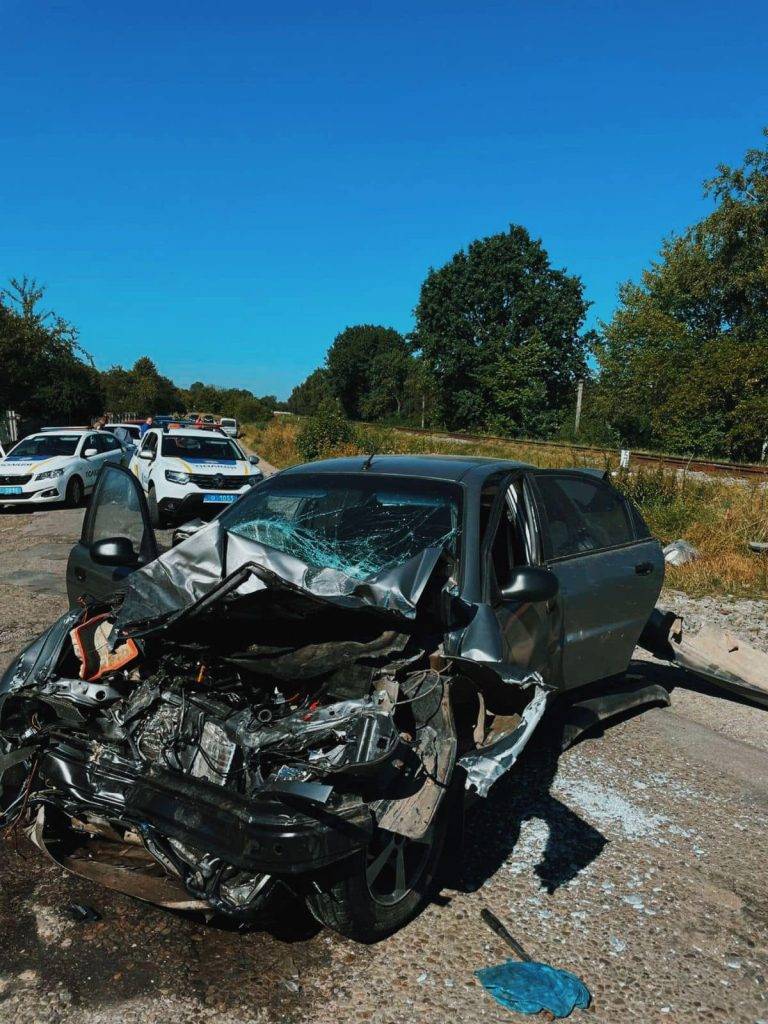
248 454 260 465
138 449 154 461
83 447 98 458
91 536 139 566
500 566 559 604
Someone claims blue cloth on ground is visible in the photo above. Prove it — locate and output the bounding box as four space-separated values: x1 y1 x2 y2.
474 959 591 1017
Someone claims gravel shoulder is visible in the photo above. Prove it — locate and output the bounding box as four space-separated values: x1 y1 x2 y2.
0 512 767 1024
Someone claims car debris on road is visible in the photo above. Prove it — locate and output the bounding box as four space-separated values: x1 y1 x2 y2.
1 454 766 944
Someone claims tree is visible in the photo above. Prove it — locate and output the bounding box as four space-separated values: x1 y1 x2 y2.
287 368 334 415
595 129 768 460
325 325 409 419
101 356 183 415
413 226 590 434
0 277 103 423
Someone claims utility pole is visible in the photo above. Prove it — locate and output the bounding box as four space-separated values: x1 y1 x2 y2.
574 380 584 436
421 392 426 430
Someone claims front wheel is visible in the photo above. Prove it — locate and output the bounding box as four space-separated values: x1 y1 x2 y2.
148 486 169 529
64 476 84 508
305 816 449 942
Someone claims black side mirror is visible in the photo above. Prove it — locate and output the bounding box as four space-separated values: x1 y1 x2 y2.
91 536 139 566
500 566 559 604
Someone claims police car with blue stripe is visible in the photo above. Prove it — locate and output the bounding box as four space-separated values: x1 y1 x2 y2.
0 429 126 508
129 426 262 527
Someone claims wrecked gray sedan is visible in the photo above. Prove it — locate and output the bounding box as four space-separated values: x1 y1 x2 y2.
0 456 672 940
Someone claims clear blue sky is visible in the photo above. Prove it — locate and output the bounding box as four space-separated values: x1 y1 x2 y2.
2 1 766 399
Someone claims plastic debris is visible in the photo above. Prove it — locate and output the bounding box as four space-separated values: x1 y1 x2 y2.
66 902 102 923
663 539 699 566
748 541 768 554
477 908 591 1018
475 960 592 1018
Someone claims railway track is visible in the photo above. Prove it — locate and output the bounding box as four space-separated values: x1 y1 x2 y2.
389 426 768 482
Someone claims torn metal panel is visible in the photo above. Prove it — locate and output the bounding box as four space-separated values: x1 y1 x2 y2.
28 807 209 912
644 612 768 709
458 685 551 797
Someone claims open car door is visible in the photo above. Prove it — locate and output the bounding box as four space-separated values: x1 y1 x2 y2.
66 463 159 607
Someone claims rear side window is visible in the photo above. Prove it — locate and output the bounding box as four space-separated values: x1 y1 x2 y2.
534 474 634 559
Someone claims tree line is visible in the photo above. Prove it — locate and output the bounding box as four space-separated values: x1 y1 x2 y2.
0 278 279 429
3 129 767 460
290 130 768 462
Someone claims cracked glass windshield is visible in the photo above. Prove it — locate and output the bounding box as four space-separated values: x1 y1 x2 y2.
221 473 461 581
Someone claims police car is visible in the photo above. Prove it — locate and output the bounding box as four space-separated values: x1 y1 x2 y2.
0 429 125 508
129 426 263 527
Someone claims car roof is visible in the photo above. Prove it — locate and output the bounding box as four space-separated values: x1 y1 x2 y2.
150 427 233 440
23 430 87 440
281 454 532 483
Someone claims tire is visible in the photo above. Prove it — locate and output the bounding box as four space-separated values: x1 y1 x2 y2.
65 476 84 508
305 810 450 942
147 486 168 529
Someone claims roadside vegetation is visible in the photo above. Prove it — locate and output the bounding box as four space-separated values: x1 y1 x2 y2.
245 412 768 600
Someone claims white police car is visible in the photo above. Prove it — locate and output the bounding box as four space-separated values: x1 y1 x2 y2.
0 429 125 508
129 426 263 527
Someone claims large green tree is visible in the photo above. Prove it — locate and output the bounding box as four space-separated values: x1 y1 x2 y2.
413 226 590 434
101 356 183 415
595 130 768 460
325 325 409 419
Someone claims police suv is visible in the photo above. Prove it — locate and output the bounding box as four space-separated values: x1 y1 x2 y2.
0 429 125 508
129 426 263 527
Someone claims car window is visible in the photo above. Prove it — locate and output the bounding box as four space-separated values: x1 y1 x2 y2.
8 434 80 458
82 434 99 454
142 432 158 454
101 433 120 451
483 479 533 597
88 467 149 551
535 474 634 559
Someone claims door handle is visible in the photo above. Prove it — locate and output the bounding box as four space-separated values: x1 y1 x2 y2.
74 568 86 582
635 561 654 575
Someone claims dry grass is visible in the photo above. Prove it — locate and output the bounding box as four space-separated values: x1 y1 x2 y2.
243 417 768 599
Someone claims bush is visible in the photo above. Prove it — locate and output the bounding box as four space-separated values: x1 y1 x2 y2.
295 402 358 461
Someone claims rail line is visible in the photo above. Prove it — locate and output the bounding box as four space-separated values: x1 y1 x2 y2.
387 426 768 481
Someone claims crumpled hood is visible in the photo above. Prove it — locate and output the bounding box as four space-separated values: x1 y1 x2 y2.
115 519 447 634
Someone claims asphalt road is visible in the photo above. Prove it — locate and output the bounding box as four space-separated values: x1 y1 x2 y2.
1 504 767 1024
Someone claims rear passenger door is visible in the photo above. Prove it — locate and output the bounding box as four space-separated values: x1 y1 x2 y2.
530 470 663 689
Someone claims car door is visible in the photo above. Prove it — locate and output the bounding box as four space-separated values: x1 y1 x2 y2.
135 430 158 489
529 470 663 689
479 472 564 685
66 463 159 607
99 431 125 466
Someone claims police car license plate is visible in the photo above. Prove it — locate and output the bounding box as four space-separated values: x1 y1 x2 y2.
0 486 22 495
203 494 237 504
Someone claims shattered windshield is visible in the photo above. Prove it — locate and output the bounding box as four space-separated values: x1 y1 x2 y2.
220 472 461 581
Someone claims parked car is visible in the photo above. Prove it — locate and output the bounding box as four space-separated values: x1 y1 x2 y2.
219 416 238 438
128 426 262 527
0 429 125 508
0 453 681 937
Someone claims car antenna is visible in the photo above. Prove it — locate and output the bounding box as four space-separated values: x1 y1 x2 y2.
362 450 376 471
